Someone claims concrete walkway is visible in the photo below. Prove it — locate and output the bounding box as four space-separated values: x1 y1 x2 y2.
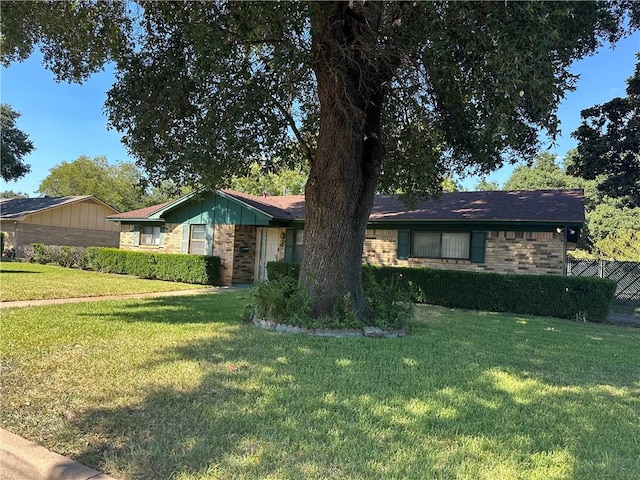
0 285 249 309
607 312 640 327
0 429 117 480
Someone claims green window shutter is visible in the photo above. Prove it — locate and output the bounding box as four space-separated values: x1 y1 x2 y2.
181 224 190 253
133 225 140 246
470 231 486 263
159 226 165 248
205 225 214 256
397 230 410 260
284 229 295 262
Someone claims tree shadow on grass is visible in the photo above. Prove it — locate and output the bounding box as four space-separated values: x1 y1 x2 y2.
0 270 40 274
68 301 640 479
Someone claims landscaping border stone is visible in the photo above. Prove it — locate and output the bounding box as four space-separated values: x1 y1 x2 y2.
253 317 406 338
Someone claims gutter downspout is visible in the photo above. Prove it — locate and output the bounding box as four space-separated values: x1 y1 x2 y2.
562 225 568 276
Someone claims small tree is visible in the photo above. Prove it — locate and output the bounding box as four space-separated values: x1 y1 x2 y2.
37 155 146 212
0 104 34 181
570 58 640 207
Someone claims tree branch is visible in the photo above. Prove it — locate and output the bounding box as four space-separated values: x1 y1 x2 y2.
271 97 315 165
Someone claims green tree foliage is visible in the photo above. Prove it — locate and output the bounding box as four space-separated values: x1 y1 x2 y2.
502 150 640 257
0 190 28 199
503 152 587 191
441 178 461 193
37 155 146 212
570 57 640 207
594 230 640 261
0 104 34 181
230 162 308 196
474 179 499 191
3 1 638 317
141 180 193 207
587 201 640 247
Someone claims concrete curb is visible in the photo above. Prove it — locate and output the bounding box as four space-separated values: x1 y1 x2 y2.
0 429 117 480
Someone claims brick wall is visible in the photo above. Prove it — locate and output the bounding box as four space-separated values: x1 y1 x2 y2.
363 229 566 276
232 225 257 283
214 224 235 285
163 223 185 253
363 229 398 266
9 222 119 256
118 223 184 254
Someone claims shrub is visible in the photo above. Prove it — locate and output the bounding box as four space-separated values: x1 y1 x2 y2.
20 244 35 262
267 261 301 281
251 277 313 327
0 231 5 255
85 247 220 284
363 268 413 331
30 243 52 264
266 262 616 323
260 262 412 330
368 266 616 323
154 253 221 284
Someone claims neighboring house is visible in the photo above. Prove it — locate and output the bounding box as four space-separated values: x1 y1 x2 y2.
108 189 584 286
0 196 120 256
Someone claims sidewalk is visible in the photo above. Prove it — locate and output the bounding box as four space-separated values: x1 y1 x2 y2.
0 285 249 309
607 312 640 327
0 429 117 480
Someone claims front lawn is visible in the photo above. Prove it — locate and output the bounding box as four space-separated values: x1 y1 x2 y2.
0 261 205 301
1 293 638 479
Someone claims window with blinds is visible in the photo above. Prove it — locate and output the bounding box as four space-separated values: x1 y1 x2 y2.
411 232 470 259
189 225 206 255
140 226 161 245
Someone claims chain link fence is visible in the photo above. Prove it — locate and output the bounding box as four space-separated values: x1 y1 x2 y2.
567 259 640 300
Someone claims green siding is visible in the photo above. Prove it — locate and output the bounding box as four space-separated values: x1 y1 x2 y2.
164 192 271 226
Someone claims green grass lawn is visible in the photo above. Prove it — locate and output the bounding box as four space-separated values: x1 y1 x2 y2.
0 260 205 301
1 292 638 480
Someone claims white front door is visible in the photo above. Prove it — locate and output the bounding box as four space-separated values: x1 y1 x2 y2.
255 228 280 281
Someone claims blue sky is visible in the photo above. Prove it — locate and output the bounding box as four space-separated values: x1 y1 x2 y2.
1 31 638 196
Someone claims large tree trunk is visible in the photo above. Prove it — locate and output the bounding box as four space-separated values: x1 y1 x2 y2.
300 3 388 318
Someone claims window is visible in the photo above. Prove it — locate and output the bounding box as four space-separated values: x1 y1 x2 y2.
140 226 161 245
411 232 470 259
189 225 206 255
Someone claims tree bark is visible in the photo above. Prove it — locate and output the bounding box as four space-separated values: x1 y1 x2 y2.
300 3 388 318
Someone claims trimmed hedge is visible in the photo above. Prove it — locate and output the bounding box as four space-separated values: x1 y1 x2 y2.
86 247 221 284
266 262 616 323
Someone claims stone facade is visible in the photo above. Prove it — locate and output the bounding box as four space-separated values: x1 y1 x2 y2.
363 229 566 276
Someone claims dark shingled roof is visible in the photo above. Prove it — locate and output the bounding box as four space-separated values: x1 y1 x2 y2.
0 196 99 219
110 189 585 224
107 201 172 220
368 189 585 223
225 189 585 224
